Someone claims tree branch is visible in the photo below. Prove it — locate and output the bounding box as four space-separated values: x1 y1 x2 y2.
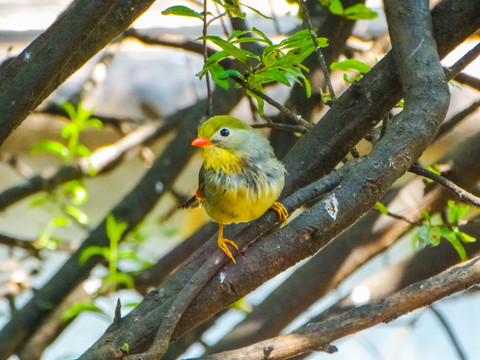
166 0 450 344
299 0 336 102
205 127 480 355
0 86 244 358
231 75 313 130
0 121 177 212
193 256 480 360
409 164 480 208
124 28 216 57
0 0 155 146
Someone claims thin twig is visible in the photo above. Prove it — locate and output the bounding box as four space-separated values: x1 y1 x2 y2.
444 42 480 80
454 72 480 92
203 0 213 117
436 99 480 140
409 164 480 207
376 208 423 227
251 122 308 134
429 306 467 360
124 28 216 57
299 0 336 102
232 75 313 130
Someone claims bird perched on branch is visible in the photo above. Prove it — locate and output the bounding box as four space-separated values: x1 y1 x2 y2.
181 115 288 263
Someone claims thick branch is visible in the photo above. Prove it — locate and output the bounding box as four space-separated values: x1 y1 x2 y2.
194 256 480 360
0 87 243 358
0 0 156 146
206 127 480 354
165 0 450 343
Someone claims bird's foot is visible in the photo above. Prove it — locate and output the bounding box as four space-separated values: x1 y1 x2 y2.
271 202 289 225
218 236 238 264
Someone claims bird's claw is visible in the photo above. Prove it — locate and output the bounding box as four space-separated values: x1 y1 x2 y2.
218 237 238 264
271 201 289 225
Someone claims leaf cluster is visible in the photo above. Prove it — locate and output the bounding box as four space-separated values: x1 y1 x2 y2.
198 28 327 114
416 201 476 261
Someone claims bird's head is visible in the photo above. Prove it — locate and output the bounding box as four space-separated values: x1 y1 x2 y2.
192 115 269 174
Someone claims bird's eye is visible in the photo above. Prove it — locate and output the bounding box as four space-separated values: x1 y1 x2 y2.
220 128 230 137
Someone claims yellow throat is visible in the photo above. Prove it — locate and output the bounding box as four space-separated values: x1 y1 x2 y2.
203 146 242 174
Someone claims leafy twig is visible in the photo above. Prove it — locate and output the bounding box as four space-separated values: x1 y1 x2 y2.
299 0 336 103
231 75 313 130
409 164 480 208
203 0 213 117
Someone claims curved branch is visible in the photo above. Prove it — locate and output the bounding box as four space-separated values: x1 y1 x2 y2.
0 0 156 146
206 128 480 354
194 256 480 360
409 164 480 207
167 0 450 342
0 86 244 358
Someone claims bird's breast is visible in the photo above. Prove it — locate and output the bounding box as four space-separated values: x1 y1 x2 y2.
201 161 285 224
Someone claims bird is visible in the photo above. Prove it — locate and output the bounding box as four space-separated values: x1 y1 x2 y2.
181 115 289 263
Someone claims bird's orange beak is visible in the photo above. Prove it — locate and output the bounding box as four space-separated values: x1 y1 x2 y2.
192 137 212 147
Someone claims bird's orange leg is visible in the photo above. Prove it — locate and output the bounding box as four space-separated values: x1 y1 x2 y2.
217 223 238 264
271 202 289 225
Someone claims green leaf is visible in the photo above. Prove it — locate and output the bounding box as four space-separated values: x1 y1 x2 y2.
458 231 476 243
418 225 441 246
241 4 274 20
199 36 257 67
32 141 69 158
61 101 77 121
303 76 312 98
375 202 388 215
54 217 68 227
429 226 442 246
30 194 49 208
328 0 344 15
161 6 203 20
331 59 371 73
71 182 88 205
66 205 89 224
74 144 91 158
209 63 230 90
441 228 467 261
231 37 272 45
279 29 312 46
256 69 291 86
116 272 135 289
223 3 246 18
106 214 128 244
117 250 141 260
61 300 107 322
122 343 130 352
85 118 103 129
252 27 273 46
420 210 431 223
319 0 335 7
79 246 110 263
228 30 251 42
61 123 77 139
448 200 469 224
343 4 378 20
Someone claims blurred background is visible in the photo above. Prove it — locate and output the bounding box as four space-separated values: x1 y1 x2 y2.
0 1 479 359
